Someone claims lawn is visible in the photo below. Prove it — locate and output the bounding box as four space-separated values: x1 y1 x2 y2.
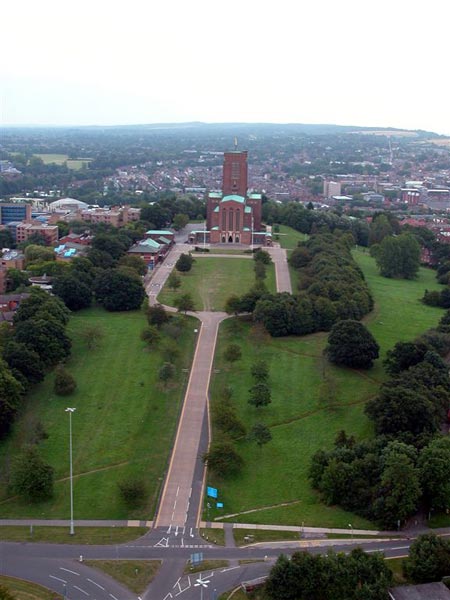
0 526 148 544
158 257 276 311
83 560 161 594
0 307 197 519
274 225 308 250
34 153 91 170
0 575 61 600
206 254 445 528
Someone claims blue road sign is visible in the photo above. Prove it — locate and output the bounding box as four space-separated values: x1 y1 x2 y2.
191 552 203 565
216 502 223 508
207 486 218 498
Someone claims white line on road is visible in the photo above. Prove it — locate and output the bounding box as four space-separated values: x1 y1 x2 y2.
176 486 180 497
221 566 240 572
162 594 173 600
181 537 184 547
190 527 194 538
173 578 181 589
391 546 410 550
87 578 105 590
60 567 80 575
175 525 179 536
110 594 119 600
167 525 172 534
50 575 67 583
73 585 89 596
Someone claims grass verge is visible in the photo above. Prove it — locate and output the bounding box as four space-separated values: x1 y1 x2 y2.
200 527 226 545
0 575 61 599
185 560 229 575
234 528 300 546
0 526 148 544
84 560 161 594
0 308 197 519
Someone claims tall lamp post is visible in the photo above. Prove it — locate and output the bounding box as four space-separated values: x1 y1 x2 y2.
65 407 76 535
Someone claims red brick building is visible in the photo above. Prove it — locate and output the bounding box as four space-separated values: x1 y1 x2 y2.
191 150 270 246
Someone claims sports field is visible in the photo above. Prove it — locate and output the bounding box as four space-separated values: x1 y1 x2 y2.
34 153 91 170
206 253 445 527
0 308 196 519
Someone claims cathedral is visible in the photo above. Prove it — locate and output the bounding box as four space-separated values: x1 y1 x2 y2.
189 149 272 246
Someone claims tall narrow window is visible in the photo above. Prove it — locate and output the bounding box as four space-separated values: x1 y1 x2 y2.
229 209 234 230
222 208 227 231
235 209 240 231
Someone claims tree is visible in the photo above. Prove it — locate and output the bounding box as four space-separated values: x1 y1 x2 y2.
24 244 55 264
0 360 24 439
141 325 161 348
383 341 429 375
80 324 104 350
91 233 127 260
375 234 420 279
224 295 242 315
249 423 272 448
172 213 189 231
248 382 272 408
254 260 266 280
159 362 175 385
174 293 195 313
52 272 92 311
118 254 147 276
404 534 450 583
14 318 71 367
326 320 379 369
94 270 145 311
418 436 450 511
54 366 77 396
6 268 30 292
3 341 45 386
167 271 181 292
223 344 242 363
147 303 169 327
254 249 272 264
250 359 269 382
202 442 243 477
213 406 246 439
10 445 54 502
118 477 146 508
175 253 194 273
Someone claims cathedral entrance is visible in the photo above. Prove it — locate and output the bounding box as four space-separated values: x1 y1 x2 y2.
228 235 233 243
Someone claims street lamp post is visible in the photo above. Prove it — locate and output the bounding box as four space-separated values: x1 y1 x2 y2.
65 407 76 535
348 523 353 542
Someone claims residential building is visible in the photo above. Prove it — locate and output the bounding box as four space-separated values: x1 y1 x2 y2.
16 222 59 245
1 249 25 270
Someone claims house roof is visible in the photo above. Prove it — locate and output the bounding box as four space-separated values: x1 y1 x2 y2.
222 195 245 204
208 192 222 199
389 583 450 600
146 230 173 235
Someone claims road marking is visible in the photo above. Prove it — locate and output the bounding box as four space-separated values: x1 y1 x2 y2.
190 527 194 538
391 546 409 550
60 567 80 575
162 594 173 599
110 594 119 600
173 578 181 589
87 579 105 590
167 525 172 534
181 537 184 547
176 486 180 497
73 585 89 596
221 566 240 573
175 525 179 536
50 575 67 584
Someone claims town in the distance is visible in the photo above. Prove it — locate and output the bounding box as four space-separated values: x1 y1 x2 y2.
0 122 449 600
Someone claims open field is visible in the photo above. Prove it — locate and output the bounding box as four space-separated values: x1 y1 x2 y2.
84 560 161 594
206 253 445 528
0 526 148 544
34 153 91 170
274 225 308 250
158 257 276 311
0 308 196 519
0 575 62 600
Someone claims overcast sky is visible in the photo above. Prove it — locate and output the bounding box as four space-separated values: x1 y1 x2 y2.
1 0 449 134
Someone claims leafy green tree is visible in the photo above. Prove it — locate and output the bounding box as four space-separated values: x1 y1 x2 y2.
54 366 77 396
6 268 31 292
172 213 189 230
375 233 420 279
117 254 147 276
141 325 161 348
250 359 269 382
14 318 71 367
80 324 104 350
326 320 379 369
254 249 272 264
174 293 195 313
383 341 429 375
223 344 242 363
147 303 169 327
159 362 175 385
248 382 272 408
368 214 393 245
91 233 127 260
289 246 312 269
3 341 45 386
24 244 55 264
167 271 181 292
0 359 23 439
224 295 242 315
254 260 266 280
175 253 194 273
404 534 450 583
418 436 450 511
249 423 272 448
213 406 246 439
94 270 145 311
203 442 243 477
10 445 54 502
52 272 92 311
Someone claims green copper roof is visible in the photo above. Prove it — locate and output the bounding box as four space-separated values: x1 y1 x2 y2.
214 206 219 212
209 192 222 199
222 195 245 204
248 193 262 199
141 238 160 248
245 206 252 213
146 230 173 235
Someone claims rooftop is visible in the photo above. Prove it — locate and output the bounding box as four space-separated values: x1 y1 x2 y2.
222 195 246 204
389 583 450 600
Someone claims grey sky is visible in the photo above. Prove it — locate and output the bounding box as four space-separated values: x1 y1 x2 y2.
1 0 449 134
